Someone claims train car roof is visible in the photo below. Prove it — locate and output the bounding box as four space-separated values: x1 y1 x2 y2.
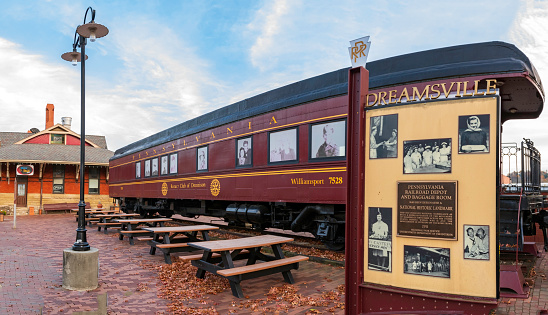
112 41 544 160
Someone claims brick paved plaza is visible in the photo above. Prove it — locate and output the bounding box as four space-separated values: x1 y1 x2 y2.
1 214 548 314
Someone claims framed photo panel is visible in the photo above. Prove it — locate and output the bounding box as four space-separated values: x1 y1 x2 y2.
160 155 168 175
310 120 346 160
236 137 253 167
403 138 452 174
458 114 490 153
169 153 178 174
135 162 141 179
404 245 450 278
151 157 159 176
368 207 392 272
464 225 489 260
369 114 398 159
144 159 151 177
268 128 298 163
197 146 208 171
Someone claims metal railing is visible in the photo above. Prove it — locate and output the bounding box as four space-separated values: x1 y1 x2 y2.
501 139 541 194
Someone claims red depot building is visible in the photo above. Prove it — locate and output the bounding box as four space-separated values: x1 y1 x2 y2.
0 104 114 215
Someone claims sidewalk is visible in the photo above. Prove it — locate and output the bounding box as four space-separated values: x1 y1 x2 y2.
0 215 344 314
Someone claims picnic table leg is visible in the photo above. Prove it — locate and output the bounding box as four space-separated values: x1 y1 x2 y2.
128 224 136 245
195 251 213 279
150 232 162 255
119 224 125 240
98 217 103 231
272 244 295 284
245 247 262 266
220 251 244 298
163 232 172 264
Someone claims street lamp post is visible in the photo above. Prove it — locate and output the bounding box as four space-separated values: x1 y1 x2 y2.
62 7 108 251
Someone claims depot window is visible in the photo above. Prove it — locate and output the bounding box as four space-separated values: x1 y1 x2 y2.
89 168 100 194
52 165 65 194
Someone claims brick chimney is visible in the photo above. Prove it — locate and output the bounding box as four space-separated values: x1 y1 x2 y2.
45 103 54 129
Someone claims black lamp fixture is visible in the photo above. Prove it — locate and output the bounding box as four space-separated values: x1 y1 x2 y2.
61 7 108 251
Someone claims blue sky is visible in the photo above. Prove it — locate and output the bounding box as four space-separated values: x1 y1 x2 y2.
1 0 547 169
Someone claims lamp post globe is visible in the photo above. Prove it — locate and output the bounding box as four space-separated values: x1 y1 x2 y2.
61 7 108 252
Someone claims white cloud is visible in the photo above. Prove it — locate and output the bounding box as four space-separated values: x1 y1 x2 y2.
506 0 548 170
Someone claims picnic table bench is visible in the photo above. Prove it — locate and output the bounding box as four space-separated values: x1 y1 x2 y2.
94 213 140 233
115 218 172 245
142 225 219 264
44 202 90 214
189 235 308 298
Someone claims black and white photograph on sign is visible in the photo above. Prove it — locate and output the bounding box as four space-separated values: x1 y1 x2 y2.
169 153 178 174
161 155 168 175
368 207 392 272
458 114 490 154
464 225 490 260
197 146 208 171
269 128 297 163
236 137 252 167
369 114 398 159
151 157 159 176
135 162 141 179
144 159 151 177
403 138 452 174
310 120 346 159
404 245 450 278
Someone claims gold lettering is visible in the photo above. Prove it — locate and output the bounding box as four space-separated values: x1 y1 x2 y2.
211 132 215 139
486 79 497 95
172 143 175 148
379 91 387 105
430 84 441 99
162 147 165 151
388 90 398 104
195 136 200 142
441 82 455 98
248 122 251 129
397 88 410 103
463 81 473 97
366 93 378 107
184 139 186 146
455 81 462 97
227 127 233 134
153 149 156 154
412 85 430 101
146 152 148 156
270 116 277 125
139 153 141 158
132 155 134 160
473 80 485 96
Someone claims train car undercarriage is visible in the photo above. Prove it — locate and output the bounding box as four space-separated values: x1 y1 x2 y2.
118 197 346 251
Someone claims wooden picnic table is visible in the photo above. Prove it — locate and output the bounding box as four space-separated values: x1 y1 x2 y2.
72 209 121 224
115 218 172 245
188 235 309 298
94 213 141 233
142 225 220 264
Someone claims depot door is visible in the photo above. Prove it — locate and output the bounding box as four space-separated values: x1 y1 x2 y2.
16 177 27 207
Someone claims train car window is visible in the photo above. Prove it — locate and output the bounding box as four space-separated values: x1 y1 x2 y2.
144 159 151 177
236 136 253 168
197 146 208 172
268 128 298 164
135 162 141 179
169 153 178 174
160 155 169 175
151 157 159 176
370 114 398 159
309 119 347 161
